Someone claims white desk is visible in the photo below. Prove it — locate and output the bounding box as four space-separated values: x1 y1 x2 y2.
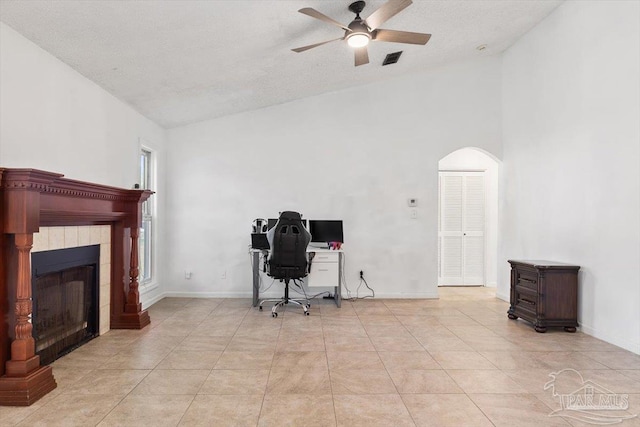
250 248 343 308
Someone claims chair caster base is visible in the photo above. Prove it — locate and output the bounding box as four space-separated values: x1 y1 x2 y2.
260 296 311 318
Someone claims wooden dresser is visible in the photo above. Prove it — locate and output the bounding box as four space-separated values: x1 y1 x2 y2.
507 260 580 333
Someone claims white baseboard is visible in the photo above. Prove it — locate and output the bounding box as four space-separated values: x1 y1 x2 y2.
495 291 510 302
142 292 166 309
140 282 159 295
578 322 640 355
160 291 441 300
163 291 257 299
362 292 440 299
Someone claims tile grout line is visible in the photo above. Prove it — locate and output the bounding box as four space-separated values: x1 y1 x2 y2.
174 300 226 426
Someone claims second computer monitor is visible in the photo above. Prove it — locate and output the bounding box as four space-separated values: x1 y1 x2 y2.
309 220 344 244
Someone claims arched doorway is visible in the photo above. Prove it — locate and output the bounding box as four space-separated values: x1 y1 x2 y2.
438 147 500 288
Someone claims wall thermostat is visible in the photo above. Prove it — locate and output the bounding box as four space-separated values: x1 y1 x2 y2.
408 198 418 207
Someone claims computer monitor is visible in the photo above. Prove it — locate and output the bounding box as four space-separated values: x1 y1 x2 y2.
309 220 344 244
268 218 307 230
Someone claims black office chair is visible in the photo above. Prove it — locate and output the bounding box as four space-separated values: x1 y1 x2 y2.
259 211 311 317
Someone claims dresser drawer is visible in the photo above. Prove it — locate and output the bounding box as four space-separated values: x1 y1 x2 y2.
517 274 538 291
516 293 537 308
311 252 339 263
515 285 537 312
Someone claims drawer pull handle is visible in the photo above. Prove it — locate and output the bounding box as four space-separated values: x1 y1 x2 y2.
518 298 535 306
318 268 329 272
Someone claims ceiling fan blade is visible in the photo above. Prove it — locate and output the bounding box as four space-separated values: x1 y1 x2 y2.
354 46 369 66
365 0 413 31
291 38 343 53
374 29 431 45
298 8 351 31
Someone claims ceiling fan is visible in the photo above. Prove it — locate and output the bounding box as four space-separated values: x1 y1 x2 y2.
292 0 431 66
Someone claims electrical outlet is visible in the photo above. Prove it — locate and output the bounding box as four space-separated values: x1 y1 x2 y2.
185 270 192 279
410 209 418 219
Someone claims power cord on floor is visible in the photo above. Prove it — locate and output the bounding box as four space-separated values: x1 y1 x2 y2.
341 256 375 301
288 280 331 301
354 270 374 299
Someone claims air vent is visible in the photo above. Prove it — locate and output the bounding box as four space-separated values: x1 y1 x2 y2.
382 51 403 66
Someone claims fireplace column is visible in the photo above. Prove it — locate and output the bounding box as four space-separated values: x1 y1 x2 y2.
0 171 59 405
110 194 151 329
0 233 56 405
123 226 147 324
7 234 38 375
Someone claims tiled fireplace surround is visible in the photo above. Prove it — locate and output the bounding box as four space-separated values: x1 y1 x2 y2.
0 168 152 406
32 226 112 336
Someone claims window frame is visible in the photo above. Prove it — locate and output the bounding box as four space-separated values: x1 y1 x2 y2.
139 147 154 285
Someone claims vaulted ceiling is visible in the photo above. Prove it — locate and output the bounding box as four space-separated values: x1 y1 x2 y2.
0 0 562 128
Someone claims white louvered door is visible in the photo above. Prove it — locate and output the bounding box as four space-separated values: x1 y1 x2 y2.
438 171 485 286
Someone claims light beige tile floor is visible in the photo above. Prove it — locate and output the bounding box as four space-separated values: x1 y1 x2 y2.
1 287 640 426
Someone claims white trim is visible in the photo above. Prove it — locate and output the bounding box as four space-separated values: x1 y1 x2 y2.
578 323 640 355
496 291 510 302
140 282 159 295
142 291 165 309
163 291 258 299
439 169 487 172
362 292 440 299
139 141 155 284
159 291 441 299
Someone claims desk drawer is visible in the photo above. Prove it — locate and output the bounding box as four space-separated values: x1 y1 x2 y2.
311 252 339 263
308 262 338 287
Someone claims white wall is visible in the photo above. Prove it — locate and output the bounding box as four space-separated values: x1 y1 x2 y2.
0 22 167 307
438 148 500 287
4 1 638 355
500 1 640 353
166 57 502 299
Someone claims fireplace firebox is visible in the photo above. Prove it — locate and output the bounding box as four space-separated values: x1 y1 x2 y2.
31 245 100 365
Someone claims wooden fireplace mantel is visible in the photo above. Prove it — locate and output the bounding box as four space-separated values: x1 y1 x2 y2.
0 168 153 406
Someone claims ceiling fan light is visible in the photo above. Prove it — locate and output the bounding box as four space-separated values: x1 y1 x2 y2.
347 32 370 48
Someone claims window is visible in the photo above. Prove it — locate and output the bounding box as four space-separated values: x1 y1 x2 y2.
139 148 153 283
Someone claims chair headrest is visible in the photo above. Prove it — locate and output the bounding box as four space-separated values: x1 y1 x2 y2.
279 211 302 221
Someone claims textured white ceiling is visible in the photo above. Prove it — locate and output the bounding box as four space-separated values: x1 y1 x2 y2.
0 0 562 128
